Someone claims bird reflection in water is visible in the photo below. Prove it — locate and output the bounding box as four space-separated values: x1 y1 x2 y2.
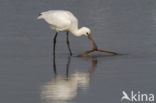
40 55 97 103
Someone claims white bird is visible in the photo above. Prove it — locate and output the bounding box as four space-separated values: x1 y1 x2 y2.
37 10 118 56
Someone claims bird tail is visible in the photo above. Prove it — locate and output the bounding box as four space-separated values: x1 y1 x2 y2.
37 13 43 19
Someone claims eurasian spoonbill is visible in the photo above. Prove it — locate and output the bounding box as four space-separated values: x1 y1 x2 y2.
37 10 118 56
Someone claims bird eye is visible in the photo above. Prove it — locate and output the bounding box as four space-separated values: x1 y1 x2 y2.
86 32 89 34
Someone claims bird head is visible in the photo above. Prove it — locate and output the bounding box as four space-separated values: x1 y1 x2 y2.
80 27 91 36
79 27 97 50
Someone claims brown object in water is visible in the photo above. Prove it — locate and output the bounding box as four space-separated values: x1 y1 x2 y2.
77 34 119 57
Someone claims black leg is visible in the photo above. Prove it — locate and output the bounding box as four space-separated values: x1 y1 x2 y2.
53 32 58 56
66 56 71 79
53 49 57 75
53 32 58 75
66 32 72 56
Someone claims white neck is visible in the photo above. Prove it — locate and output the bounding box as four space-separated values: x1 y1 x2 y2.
70 28 84 37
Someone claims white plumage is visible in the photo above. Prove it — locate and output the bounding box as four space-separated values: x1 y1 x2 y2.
37 10 90 37
37 10 118 56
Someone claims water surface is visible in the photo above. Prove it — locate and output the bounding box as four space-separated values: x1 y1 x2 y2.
0 0 156 103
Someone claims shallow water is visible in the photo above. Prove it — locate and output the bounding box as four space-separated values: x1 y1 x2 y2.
0 0 156 103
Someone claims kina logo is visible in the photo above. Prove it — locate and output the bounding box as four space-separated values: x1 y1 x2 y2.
121 91 155 102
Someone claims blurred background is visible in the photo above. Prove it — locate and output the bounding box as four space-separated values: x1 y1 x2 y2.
0 0 156 103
